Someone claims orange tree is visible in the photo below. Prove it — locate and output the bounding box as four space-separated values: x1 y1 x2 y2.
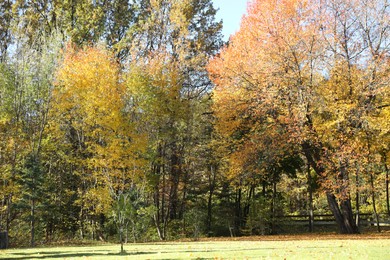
208 0 390 234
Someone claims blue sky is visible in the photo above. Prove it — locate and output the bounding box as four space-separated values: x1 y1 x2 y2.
212 0 250 40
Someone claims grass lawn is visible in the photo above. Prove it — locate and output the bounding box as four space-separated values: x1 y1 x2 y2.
1 235 390 259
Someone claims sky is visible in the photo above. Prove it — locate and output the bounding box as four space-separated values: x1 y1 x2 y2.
212 0 250 41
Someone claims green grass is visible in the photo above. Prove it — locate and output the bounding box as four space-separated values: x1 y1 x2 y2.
1 237 390 259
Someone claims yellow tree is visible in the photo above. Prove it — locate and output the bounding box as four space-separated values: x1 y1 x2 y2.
317 0 390 231
51 45 146 239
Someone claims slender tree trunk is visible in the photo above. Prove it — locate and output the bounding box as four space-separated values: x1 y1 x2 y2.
383 154 390 217
0 199 3 231
367 138 380 232
161 166 167 240
46 220 53 243
6 196 11 235
270 180 277 235
31 198 35 247
119 226 124 254
153 142 168 241
307 164 314 232
262 181 266 197
153 214 163 241
154 177 165 241
153 150 162 240
162 206 169 240
386 166 390 217
243 186 254 227
179 171 187 220
234 187 242 235
155 161 169 241
370 173 381 232
207 165 216 236
80 206 85 239
355 163 360 228
169 146 180 220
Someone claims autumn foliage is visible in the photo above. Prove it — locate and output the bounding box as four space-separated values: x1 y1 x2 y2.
50 45 147 231
0 0 389 247
208 0 389 234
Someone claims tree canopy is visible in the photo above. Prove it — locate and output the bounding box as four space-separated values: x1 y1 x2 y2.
0 0 389 246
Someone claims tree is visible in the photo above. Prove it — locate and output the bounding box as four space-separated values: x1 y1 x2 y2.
51 45 146 240
125 0 222 240
0 62 20 235
208 0 389 234
0 29 62 245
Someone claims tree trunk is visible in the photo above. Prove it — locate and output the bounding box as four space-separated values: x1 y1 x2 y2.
0 199 3 232
91 219 95 240
243 186 254 227
31 198 35 247
386 166 390 217
326 193 355 233
0 232 8 249
179 171 187 220
370 173 381 232
153 143 168 241
207 165 216 236
153 214 164 241
234 187 242 235
270 180 277 235
154 179 166 241
383 154 390 217
302 142 358 234
355 164 360 229
154 162 169 241
119 227 124 254
367 139 380 232
153 148 163 240
307 164 314 232
80 206 85 239
169 144 181 220
6 195 11 236
46 219 53 243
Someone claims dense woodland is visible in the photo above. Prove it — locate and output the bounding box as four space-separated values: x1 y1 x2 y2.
0 0 389 247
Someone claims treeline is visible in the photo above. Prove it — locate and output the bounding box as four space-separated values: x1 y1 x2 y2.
0 0 389 247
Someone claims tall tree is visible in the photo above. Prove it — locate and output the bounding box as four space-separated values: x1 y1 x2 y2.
0 62 20 235
208 0 389 234
51 45 146 239
125 0 222 240
0 29 62 245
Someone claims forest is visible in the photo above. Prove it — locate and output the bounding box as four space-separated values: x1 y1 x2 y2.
0 0 389 247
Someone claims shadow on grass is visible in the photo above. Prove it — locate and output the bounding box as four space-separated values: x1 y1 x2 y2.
6 251 155 259
5 245 336 259
11 250 107 255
